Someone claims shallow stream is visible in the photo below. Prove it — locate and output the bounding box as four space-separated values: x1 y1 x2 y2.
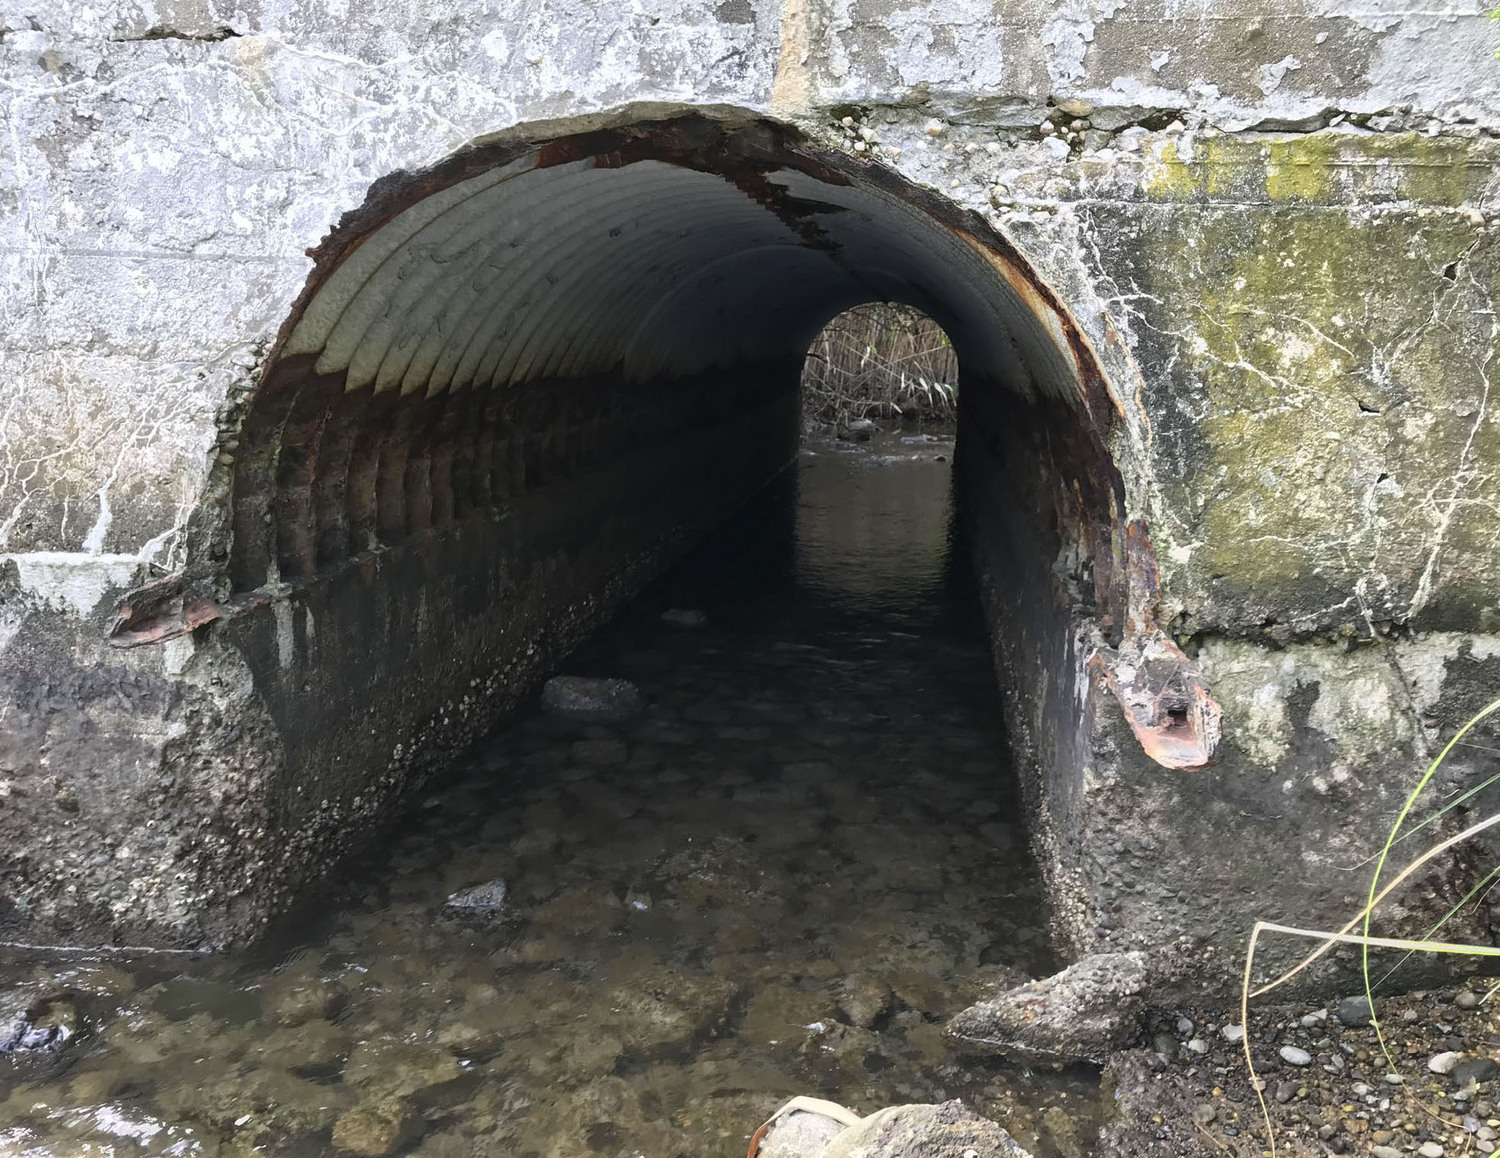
0 430 1101 1158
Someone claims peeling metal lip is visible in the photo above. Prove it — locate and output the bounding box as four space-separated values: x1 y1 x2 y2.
1088 635 1224 771
107 571 222 648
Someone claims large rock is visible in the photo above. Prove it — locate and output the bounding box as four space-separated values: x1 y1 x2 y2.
945 952 1149 1065
758 1100 1032 1158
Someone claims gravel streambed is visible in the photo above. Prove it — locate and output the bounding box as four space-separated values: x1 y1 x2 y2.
1105 982 1500 1157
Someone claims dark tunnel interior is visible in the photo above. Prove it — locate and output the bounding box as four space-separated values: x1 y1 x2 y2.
192 111 1186 949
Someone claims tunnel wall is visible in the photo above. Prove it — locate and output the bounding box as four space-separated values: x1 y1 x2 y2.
2 1 1500 993
214 365 800 947
0 364 798 946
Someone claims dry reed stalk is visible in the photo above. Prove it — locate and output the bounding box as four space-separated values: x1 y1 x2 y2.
800 303 958 430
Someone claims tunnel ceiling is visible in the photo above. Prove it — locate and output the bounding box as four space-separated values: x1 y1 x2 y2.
215 114 1127 604
277 116 1096 410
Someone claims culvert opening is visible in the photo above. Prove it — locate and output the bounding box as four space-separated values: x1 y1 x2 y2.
225 111 1124 603
60 107 1214 1154
799 302 959 436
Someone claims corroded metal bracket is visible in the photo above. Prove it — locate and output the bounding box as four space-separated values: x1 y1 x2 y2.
1090 518 1224 771
108 571 222 648
1089 631 1223 770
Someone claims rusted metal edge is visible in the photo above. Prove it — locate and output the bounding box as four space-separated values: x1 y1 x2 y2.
1088 519 1223 770
107 571 223 648
1088 633 1223 771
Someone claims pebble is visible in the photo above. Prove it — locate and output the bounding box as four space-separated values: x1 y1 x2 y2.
1429 1051 1462 1074
1418 1143 1445 1158
444 879 508 911
1221 1023 1245 1044
1454 1058 1500 1087
1373 1148 1403 1158
1336 995 1375 1027
1279 1046 1313 1067
1186 1038 1209 1055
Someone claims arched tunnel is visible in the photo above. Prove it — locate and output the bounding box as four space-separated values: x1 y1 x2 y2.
121 110 1219 948
230 112 1117 594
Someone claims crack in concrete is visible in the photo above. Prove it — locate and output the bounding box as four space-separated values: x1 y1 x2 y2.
111 26 240 44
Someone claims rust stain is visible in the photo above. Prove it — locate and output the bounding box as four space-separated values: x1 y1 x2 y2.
108 572 222 648
1090 634 1224 771
1090 518 1224 770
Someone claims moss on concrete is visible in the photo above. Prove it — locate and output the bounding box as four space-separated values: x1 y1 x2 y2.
1139 131 1493 207
1109 166 1498 633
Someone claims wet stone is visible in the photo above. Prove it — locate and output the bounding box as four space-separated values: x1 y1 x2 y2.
342 1039 463 1099
840 974 893 1029
333 1097 418 1157
444 878 508 911
0 992 78 1055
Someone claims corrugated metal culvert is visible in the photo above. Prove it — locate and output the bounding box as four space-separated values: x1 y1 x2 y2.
227 111 1113 595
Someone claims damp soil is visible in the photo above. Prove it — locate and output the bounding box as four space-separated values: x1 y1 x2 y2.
0 429 1101 1158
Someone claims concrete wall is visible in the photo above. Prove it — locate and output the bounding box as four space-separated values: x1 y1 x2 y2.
3 0 1500 993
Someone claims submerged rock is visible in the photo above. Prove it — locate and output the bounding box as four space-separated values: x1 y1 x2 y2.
333 1096 418 1156
945 951 1149 1065
1 991 79 1056
540 675 642 720
444 878 508 911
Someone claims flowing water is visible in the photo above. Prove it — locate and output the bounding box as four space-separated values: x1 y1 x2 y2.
0 430 1101 1158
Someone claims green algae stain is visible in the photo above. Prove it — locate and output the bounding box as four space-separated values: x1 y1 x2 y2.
1265 136 1336 202
1131 202 1484 596
1142 138 1199 200
1140 129 1487 207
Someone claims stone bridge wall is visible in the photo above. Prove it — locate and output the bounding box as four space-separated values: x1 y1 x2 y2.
2 0 1499 994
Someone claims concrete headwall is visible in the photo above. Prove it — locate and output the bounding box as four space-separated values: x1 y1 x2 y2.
2 1 1499 990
